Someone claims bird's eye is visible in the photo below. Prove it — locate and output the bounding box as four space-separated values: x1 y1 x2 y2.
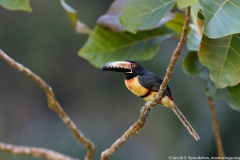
131 63 136 68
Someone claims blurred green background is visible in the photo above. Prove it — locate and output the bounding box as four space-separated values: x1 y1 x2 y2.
0 1 239 160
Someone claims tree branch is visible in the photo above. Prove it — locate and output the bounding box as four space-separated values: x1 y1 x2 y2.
101 6 192 160
0 142 77 160
0 49 95 160
208 97 225 158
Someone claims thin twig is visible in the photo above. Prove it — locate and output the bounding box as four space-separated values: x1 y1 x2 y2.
101 6 192 160
208 97 225 158
0 142 77 160
0 49 95 160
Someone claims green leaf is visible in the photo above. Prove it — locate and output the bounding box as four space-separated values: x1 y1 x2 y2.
183 51 240 111
60 0 91 34
97 0 174 33
120 0 176 33
177 0 198 8
218 84 240 111
183 51 217 97
78 26 174 68
199 0 240 38
186 27 201 51
0 0 32 12
183 51 204 74
165 12 185 35
199 34 240 88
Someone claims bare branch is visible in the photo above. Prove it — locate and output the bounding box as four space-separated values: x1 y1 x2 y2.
0 142 77 160
101 6 192 160
0 49 95 160
208 97 225 158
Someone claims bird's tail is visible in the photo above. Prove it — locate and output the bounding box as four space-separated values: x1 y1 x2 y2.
171 104 200 141
161 96 200 141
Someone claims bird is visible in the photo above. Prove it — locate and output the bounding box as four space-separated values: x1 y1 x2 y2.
101 60 200 141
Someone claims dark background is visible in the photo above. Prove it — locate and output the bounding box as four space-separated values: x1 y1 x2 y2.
0 1 239 159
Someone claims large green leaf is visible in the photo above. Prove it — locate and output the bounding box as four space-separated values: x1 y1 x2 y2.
120 0 176 33
0 0 32 12
177 0 198 8
183 51 240 111
78 26 173 68
199 0 240 38
199 34 240 88
97 0 173 33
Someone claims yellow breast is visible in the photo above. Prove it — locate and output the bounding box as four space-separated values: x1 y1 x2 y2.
125 77 174 107
124 76 149 98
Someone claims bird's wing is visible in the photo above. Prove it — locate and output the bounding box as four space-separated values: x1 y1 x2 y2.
138 72 161 92
138 72 172 97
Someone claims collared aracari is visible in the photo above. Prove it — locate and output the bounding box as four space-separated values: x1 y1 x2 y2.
102 61 200 141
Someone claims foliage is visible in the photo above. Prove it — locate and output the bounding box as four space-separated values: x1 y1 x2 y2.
1 0 239 111
83 0 240 111
1 0 240 159
120 0 176 33
183 51 240 111
199 0 240 38
0 0 32 12
59 0 91 34
79 26 173 68
199 34 240 89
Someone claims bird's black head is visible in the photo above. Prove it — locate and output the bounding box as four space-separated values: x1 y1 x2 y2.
101 61 147 79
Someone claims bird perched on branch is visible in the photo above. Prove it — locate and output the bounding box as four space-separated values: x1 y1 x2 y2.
102 60 200 141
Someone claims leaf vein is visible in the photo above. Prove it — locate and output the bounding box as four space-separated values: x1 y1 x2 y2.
216 35 232 83
228 0 240 9
230 46 240 57
226 58 239 71
130 0 174 20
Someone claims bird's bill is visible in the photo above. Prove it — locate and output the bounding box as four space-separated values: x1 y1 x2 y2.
101 61 132 73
